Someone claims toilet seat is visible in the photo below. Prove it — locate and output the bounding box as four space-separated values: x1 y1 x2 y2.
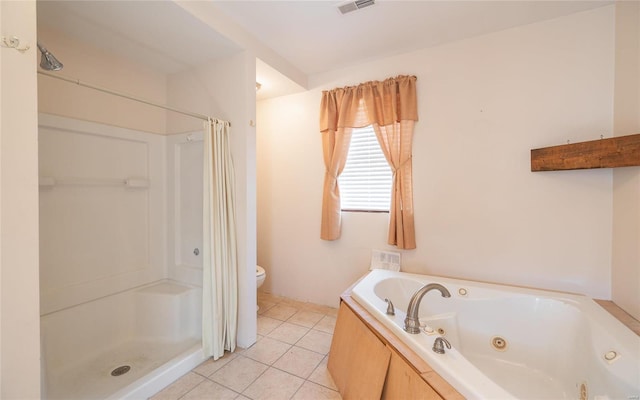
256 265 265 278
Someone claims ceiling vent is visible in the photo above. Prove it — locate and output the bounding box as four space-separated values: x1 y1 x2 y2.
338 0 375 14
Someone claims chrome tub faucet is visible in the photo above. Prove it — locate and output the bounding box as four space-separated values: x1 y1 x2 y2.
385 298 395 315
403 283 451 334
432 337 452 354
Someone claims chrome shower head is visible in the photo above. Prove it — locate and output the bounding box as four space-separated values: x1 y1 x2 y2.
37 43 63 71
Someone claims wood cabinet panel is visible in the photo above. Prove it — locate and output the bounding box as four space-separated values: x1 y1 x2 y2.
329 295 464 400
340 295 464 400
328 302 391 400
382 348 442 400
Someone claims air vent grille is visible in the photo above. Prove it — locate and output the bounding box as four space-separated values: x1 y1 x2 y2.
338 0 375 14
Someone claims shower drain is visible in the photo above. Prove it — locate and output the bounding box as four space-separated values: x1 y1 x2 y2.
111 365 131 377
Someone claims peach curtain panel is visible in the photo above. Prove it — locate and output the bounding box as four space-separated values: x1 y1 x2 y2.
319 75 418 249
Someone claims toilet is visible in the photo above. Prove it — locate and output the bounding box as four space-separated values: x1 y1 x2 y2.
256 265 266 289
256 265 266 312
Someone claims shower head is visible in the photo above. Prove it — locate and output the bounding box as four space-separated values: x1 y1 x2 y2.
37 43 63 71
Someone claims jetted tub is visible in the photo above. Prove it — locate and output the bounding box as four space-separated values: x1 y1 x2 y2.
351 270 639 400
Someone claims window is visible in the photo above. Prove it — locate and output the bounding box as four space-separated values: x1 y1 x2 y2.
339 126 392 212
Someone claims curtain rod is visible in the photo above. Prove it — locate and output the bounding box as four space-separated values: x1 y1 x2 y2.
37 71 230 126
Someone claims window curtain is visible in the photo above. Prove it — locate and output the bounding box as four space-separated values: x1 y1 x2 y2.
319 75 418 249
202 119 238 360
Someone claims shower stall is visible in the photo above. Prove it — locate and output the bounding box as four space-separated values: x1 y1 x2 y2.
34 16 257 394
38 114 208 399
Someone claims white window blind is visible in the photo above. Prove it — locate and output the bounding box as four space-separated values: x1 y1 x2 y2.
339 126 392 212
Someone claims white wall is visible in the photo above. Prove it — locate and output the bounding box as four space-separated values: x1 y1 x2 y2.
175 0 307 90
168 52 258 348
37 25 168 135
0 1 41 397
611 1 640 320
257 6 616 307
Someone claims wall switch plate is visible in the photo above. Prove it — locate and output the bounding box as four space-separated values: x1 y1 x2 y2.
370 250 401 271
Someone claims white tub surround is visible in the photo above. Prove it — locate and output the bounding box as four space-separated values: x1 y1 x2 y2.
350 270 640 400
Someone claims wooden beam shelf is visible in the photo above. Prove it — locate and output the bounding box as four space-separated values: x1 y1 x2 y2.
531 133 640 171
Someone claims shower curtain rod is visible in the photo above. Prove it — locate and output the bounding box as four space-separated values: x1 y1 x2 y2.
38 71 230 126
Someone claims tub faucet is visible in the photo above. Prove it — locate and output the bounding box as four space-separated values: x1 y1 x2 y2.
384 298 395 315
403 283 451 334
432 337 452 354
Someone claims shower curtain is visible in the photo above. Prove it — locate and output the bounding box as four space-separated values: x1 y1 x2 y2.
202 119 238 360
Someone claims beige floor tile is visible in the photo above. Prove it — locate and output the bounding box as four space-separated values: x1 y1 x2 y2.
242 337 291 365
210 356 268 393
263 304 299 321
258 299 277 314
308 356 338 391
258 291 283 303
279 298 308 309
267 322 310 345
257 316 283 336
292 381 342 400
287 310 324 328
296 329 333 355
182 379 239 400
234 345 249 355
324 307 339 317
175 297 345 400
149 372 205 400
272 346 324 379
193 352 238 377
313 315 337 334
243 367 304 400
304 303 339 317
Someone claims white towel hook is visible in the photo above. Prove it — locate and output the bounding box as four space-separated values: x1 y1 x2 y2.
1 36 30 53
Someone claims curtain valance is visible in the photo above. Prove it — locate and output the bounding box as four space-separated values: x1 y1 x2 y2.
320 75 417 132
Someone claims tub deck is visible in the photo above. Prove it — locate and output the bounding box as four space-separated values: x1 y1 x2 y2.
594 299 640 336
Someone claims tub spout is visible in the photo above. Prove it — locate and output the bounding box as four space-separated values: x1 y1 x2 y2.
403 283 451 334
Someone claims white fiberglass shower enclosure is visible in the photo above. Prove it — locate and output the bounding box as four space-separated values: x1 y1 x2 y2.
39 114 208 399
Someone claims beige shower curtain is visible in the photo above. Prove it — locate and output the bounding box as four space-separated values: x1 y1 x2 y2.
202 119 238 360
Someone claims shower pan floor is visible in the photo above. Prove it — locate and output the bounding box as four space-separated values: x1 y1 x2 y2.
45 337 200 400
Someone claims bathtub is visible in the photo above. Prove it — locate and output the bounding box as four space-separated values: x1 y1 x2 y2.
351 270 639 400
41 280 205 399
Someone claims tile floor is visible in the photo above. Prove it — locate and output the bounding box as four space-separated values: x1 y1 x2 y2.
150 292 343 400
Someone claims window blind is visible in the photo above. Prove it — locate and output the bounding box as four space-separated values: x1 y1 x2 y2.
339 126 392 212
